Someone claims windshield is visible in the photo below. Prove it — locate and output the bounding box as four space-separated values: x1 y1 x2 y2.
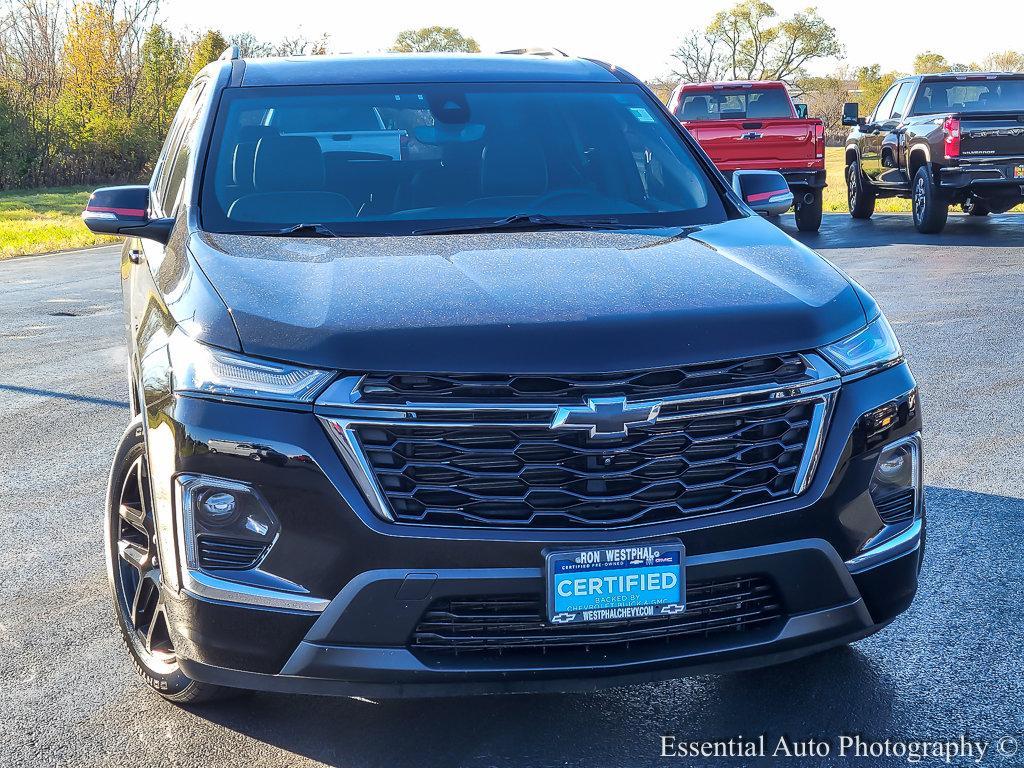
912 78 1024 115
199 83 727 235
673 88 793 121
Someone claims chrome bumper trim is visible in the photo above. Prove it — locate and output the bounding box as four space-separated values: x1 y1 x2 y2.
845 519 923 574
181 570 329 613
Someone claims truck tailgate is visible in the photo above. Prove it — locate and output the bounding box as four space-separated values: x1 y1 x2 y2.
958 114 1024 160
686 119 820 171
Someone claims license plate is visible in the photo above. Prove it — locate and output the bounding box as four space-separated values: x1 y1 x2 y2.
546 541 684 624
1014 164 1024 179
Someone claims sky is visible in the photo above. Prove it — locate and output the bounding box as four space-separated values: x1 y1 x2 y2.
161 0 1024 81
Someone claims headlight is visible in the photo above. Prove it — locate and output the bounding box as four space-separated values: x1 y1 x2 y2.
819 315 902 374
167 330 333 402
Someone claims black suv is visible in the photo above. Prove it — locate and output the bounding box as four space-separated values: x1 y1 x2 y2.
843 72 1024 233
85 50 923 703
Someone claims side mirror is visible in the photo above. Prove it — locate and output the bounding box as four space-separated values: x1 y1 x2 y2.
82 186 173 244
794 103 809 119
732 170 794 216
842 102 863 127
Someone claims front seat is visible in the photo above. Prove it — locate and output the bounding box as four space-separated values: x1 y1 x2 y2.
680 97 711 121
227 136 355 223
466 136 549 210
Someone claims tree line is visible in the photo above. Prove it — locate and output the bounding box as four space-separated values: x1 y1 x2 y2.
0 0 330 189
2 0 1022 189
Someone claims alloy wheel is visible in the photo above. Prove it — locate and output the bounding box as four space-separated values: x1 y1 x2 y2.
847 166 857 209
113 454 177 672
913 177 926 222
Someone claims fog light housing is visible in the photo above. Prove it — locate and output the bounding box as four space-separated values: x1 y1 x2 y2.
869 434 922 526
176 475 280 572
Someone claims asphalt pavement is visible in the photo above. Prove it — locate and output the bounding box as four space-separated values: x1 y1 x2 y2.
2 213 1023 767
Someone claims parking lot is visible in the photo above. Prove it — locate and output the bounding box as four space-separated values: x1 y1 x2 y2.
2 213 1023 767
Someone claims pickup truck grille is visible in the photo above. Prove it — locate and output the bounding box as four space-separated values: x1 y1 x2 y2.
319 354 837 529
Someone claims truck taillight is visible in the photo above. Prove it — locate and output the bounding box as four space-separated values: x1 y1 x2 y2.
814 123 825 159
943 116 961 159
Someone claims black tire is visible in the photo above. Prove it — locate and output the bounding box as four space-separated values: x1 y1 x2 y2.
846 160 875 219
911 165 948 234
962 198 990 216
794 188 823 232
105 418 237 705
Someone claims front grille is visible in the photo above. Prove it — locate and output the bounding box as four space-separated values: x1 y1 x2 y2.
875 488 916 525
359 354 809 404
197 536 267 570
410 575 783 655
353 400 816 528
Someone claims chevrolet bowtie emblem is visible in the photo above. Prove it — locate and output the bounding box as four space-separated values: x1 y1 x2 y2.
551 396 661 439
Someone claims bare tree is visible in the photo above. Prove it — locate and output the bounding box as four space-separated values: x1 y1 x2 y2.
670 29 727 83
0 0 65 182
796 69 852 144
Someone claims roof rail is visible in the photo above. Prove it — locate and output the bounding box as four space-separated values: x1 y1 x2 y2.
498 47 569 58
219 45 240 61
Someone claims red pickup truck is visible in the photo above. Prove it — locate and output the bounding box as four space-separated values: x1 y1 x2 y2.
668 81 826 231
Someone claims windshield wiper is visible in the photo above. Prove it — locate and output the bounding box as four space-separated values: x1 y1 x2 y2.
231 223 351 237
413 214 689 236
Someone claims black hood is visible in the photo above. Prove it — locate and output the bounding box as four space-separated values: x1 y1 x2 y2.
188 217 867 374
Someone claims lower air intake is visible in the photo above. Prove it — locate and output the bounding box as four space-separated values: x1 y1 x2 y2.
410 575 783 656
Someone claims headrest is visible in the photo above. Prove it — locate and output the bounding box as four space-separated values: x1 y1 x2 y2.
479 138 548 198
681 98 711 120
254 136 325 192
232 142 257 188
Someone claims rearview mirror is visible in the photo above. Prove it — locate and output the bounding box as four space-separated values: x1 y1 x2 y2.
842 102 864 127
732 170 794 216
82 186 173 244
794 103 808 119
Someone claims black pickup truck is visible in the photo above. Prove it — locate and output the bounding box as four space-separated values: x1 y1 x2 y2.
843 73 1024 232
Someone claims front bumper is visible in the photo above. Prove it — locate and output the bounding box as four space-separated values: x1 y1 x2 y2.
174 533 920 697
150 362 922 696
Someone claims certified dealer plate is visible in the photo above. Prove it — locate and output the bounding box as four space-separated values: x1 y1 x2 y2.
546 541 685 624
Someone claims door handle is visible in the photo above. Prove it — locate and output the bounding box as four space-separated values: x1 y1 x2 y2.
129 248 143 264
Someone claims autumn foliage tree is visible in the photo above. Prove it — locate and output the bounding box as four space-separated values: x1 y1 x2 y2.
0 0 328 187
671 1 842 85
391 26 480 53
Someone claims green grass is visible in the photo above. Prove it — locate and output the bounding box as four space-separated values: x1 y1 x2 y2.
2 156 1018 258
823 147 911 213
0 186 117 260
822 146 1023 214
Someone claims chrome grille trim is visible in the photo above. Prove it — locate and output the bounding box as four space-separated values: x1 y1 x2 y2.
316 355 840 529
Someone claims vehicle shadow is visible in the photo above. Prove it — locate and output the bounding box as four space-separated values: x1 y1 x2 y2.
780 213 1023 250
193 645 892 768
0 382 129 409
185 486 1024 767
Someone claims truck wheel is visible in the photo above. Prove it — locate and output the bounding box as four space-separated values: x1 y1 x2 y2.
794 189 823 232
962 198 990 216
847 161 875 219
912 166 948 234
